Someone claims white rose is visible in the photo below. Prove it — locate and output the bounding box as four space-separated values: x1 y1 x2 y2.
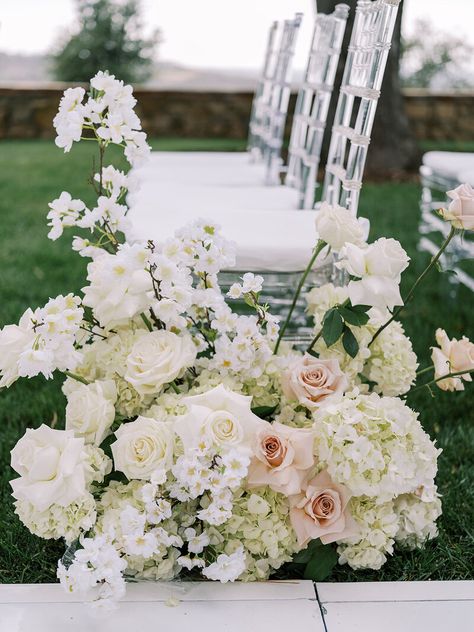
338 238 410 311
111 416 174 480
10 425 88 512
315 202 367 251
64 379 117 445
440 182 474 230
174 384 265 452
0 309 36 388
125 330 196 395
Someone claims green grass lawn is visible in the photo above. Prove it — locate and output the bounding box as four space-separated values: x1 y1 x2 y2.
0 139 473 584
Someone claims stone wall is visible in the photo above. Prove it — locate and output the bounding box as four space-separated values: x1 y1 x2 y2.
0 83 473 143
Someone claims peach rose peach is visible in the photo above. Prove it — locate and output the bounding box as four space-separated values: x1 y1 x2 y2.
282 354 348 409
289 470 358 547
247 422 315 495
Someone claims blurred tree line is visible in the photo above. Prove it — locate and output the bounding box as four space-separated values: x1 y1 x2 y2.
52 0 159 84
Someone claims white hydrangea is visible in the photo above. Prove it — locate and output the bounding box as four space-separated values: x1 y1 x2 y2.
394 492 442 550
337 496 399 570
313 392 441 501
14 494 96 544
203 546 246 582
306 283 349 328
363 320 418 396
209 488 299 580
0 295 83 386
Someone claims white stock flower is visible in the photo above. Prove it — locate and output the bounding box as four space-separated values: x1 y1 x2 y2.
64 379 117 445
125 330 196 396
0 308 36 387
10 425 88 512
315 202 367 251
82 243 152 328
338 238 410 311
202 546 246 582
174 384 265 452
47 192 86 240
53 87 85 152
111 416 174 480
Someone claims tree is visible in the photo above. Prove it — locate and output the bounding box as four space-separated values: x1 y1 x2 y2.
317 0 420 176
51 0 159 84
401 19 474 90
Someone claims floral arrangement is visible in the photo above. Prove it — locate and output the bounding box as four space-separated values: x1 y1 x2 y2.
2 72 474 606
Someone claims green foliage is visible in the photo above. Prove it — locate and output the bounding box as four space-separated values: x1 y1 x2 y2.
321 308 344 347
51 0 159 83
342 325 358 358
401 18 474 90
0 141 473 583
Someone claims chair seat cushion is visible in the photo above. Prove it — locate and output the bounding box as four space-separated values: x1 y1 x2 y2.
423 151 474 179
130 207 320 272
129 180 300 214
138 151 268 187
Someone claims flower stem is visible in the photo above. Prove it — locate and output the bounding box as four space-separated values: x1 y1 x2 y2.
140 312 153 332
408 368 474 395
416 365 434 377
64 371 89 385
369 226 457 346
274 239 328 354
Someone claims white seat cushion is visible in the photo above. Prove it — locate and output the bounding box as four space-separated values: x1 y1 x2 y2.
138 151 268 187
130 207 319 272
423 151 474 179
129 180 300 214
456 169 474 186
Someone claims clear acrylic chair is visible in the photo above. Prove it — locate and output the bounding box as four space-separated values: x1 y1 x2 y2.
418 164 474 293
138 14 303 189
136 5 348 209
322 0 401 216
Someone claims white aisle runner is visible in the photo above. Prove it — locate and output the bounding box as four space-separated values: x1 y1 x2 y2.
0 580 473 632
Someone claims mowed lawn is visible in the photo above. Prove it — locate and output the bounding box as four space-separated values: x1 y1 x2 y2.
0 139 473 583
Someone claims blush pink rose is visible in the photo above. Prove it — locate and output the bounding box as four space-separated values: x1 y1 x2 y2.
282 354 348 409
440 183 474 230
289 470 358 547
247 422 315 495
431 328 474 391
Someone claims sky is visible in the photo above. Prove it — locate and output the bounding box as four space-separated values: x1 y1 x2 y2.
1 0 474 70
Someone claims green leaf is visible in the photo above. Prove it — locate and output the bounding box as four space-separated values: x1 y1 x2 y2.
338 306 370 327
350 304 371 314
292 539 322 564
342 325 359 358
251 405 278 419
303 544 338 581
321 308 344 347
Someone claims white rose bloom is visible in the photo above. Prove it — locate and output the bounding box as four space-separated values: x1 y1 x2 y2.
125 330 197 396
64 379 117 445
10 425 88 512
174 384 265 452
111 416 174 480
315 202 367 251
0 308 36 388
338 238 410 311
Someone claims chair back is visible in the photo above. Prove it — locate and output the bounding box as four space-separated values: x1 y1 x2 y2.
258 13 303 184
247 20 280 161
285 4 350 208
322 0 400 215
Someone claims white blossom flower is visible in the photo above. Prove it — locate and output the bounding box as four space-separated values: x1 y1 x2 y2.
47 192 87 240
202 546 246 582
